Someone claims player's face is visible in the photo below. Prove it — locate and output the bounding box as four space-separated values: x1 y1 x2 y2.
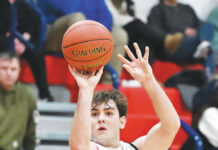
91 100 126 147
0 58 20 90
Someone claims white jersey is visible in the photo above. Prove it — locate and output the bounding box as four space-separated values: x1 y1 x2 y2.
95 141 137 150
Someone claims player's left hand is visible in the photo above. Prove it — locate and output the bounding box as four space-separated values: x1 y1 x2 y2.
118 43 154 83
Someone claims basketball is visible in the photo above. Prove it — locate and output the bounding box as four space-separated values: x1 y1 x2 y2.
62 20 114 72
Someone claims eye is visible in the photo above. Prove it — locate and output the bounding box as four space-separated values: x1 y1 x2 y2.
91 112 98 117
11 68 17 71
106 111 113 116
1 67 7 71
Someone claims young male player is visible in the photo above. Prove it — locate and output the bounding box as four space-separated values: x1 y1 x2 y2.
68 43 181 150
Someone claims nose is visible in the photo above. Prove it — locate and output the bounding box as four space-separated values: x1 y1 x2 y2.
6 69 13 76
98 113 105 124
6 69 12 75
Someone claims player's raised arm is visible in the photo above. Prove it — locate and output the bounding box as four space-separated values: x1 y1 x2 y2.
68 66 104 150
118 43 181 150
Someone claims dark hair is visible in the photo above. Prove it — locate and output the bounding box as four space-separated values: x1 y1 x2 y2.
0 51 20 62
192 79 218 129
93 89 128 117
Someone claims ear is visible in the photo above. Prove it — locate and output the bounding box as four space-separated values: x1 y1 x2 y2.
119 116 127 129
18 67 21 74
17 66 21 79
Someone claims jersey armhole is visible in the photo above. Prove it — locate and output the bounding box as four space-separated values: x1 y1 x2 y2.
129 143 139 150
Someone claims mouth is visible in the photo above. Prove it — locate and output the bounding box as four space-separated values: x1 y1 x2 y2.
98 126 107 131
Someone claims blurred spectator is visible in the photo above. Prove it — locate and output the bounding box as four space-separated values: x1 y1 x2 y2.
207 7 218 52
0 0 53 101
106 0 168 65
37 0 127 82
181 78 218 150
148 0 216 78
0 51 37 150
37 0 83 53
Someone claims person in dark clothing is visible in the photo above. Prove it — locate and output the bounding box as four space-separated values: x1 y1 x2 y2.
148 0 216 78
37 0 128 82
181 78 218 150
106 0 183 66
106 0 168 65
0 0 53 101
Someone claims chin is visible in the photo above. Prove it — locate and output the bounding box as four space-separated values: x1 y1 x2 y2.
93 135 110 146
4 82 14 87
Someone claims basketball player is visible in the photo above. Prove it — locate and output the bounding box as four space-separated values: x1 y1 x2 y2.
68 43 181 150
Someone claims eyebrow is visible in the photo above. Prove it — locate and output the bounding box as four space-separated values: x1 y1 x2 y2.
91 107 115 111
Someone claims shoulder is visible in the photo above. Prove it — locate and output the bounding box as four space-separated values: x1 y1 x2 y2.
16 82 32 93
178 3 195 11
151 3 162 12
16 82 36 105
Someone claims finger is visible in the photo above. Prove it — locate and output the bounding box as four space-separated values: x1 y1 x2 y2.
68 64 76 76
90 70 96 76
117 54 131 66
80 70 84 74
133 43 142 60
86 70 95 78
95 66 104 78
123 64 134 76
98 66 104 74
124 45 136 61
143 46 150 61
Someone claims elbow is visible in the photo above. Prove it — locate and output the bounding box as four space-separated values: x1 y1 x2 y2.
174 118 181 133
168 118 181 135
162 118 181 135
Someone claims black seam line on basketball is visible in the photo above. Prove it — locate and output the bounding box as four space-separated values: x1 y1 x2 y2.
65 46 112 62
64 23 109 38
63 39 111 48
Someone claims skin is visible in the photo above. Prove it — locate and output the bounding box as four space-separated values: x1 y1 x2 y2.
6 32 31 56
164 0 178 6
0 58 20 91
69 43 181 150
14 32 31 56
91 100 126 147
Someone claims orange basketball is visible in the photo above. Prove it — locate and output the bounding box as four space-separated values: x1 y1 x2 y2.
62 20 114 72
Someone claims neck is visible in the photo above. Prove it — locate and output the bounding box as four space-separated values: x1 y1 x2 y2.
94 135 120 148
99 140 120 148
164 0 178 6
110 139 120 148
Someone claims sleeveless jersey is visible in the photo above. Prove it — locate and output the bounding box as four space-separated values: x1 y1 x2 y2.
96 141 138 150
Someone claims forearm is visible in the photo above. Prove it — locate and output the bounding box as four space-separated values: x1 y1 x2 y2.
142 77 180 131
69 88 93 149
